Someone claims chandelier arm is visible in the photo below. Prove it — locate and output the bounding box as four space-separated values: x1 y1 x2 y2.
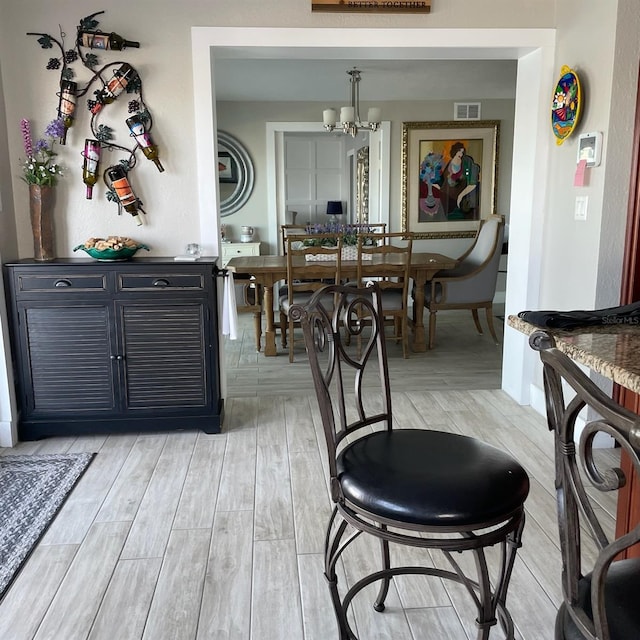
324 68 378 138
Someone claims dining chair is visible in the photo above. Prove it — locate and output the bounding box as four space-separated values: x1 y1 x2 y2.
530 329 640 640
291 282 530 639
280 224 309 255
279 234 342 362
412 214 504 349
356 231 413 358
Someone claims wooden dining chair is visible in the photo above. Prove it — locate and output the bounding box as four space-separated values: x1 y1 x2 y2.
291 283 529 639
356 232 413 358
279 224 309 255
279 234 342 362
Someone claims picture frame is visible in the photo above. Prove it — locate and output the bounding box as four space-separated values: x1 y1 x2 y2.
551 65 581 146
217 151 237 183
401 120 500 239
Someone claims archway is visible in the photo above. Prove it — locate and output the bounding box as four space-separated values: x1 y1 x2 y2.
191 27 556 404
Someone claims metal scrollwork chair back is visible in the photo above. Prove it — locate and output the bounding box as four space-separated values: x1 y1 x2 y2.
291 283 530 640
530 330 640 640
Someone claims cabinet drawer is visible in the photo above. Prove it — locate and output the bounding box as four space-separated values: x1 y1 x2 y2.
221 242 260 266
14 273 109 294
118 272 206 291
222 244 259 258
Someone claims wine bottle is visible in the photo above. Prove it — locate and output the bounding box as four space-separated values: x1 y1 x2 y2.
77 30 140 50
91 64 137 115
140 145 164 172
82 139 101 200
126 115 165 172
107 165 143 225
57 80 77 144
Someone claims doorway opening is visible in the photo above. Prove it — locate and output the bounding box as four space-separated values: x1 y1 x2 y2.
192 27 555 403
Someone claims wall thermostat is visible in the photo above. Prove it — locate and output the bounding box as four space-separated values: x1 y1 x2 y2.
577 131 602 167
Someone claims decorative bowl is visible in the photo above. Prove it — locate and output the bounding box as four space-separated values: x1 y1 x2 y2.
73 238 149 261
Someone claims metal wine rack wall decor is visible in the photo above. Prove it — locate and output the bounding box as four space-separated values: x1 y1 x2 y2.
27 10 164 225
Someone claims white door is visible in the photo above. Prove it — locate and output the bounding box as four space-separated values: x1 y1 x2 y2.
282 134 348 228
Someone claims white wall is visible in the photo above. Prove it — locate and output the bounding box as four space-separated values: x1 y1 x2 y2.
0 58 18 447
0 1 555 261
1 0 638 444
505 0 640 415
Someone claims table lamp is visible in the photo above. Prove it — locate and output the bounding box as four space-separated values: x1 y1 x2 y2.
327 200 344 223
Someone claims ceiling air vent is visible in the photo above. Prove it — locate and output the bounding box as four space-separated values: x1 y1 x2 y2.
454 102 481 121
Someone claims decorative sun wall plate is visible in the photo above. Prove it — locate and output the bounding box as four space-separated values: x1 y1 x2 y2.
551 65 582 145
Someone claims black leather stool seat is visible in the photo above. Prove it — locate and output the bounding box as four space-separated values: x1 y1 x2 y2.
557 557 640 640
337 429 529 528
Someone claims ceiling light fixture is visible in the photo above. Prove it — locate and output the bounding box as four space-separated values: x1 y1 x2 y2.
322 68 381 138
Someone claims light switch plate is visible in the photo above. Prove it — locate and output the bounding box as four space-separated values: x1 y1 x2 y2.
575 195 588 220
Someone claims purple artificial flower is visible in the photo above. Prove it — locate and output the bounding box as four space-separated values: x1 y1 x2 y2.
18 118 65 186
34 138 49 154
44 118 66 140
20 118 33 157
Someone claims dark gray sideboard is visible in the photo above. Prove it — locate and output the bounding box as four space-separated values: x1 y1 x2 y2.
3 258 223 440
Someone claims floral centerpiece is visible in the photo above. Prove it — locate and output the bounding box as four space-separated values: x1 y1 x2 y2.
302 223 377 247
302 222 377 260
19 118 65 186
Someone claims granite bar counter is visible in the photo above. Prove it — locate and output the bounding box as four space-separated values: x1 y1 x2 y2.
508 315 640 394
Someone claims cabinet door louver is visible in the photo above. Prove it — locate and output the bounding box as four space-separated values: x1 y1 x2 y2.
121 304 208 409
24 306 115 412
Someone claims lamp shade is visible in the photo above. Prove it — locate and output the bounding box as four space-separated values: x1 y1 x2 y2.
327 201 343 216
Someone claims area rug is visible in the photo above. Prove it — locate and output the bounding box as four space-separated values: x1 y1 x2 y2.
0 452 95 600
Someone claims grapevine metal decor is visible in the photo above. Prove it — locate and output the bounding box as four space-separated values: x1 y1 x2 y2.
26 10 163 224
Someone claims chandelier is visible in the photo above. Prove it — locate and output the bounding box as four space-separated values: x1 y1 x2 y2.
322 68 381 138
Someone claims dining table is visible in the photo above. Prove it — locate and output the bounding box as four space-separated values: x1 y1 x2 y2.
225 252 457 356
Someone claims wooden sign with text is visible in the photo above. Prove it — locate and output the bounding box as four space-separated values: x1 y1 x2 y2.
312 0 431 13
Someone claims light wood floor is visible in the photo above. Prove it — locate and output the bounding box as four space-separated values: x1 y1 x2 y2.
225 306 504 396
0 310 617 639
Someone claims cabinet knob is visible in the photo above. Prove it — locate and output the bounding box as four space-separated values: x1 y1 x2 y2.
110 355 124 361
152 278 170 287
54 279 72 288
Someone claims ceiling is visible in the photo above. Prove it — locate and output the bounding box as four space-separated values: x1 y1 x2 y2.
213 58 518 102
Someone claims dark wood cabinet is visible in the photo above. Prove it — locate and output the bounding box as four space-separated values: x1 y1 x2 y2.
3 258 223 440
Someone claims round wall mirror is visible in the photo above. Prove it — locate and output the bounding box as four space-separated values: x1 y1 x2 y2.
217 131 255 217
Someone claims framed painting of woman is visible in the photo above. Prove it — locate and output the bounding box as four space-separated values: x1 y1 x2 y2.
401 120 500 238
